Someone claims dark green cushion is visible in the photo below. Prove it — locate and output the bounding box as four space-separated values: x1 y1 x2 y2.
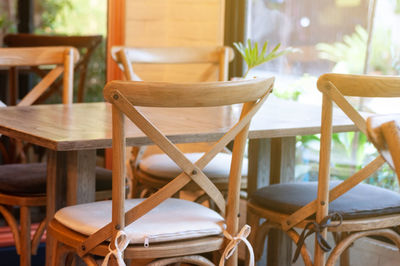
249 181 400 220
0 163 112 196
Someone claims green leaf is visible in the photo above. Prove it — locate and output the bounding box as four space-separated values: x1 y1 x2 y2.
233 39 297 78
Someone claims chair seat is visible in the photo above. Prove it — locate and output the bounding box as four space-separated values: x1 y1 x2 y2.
0 163 112 196
54 198 224 246
249 181 400 220
139 152 248 179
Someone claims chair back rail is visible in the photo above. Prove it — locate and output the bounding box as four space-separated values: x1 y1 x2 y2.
0 47 79 106
77 77 274 256
3 33 102 102
111 46 234 82
103 78 270 107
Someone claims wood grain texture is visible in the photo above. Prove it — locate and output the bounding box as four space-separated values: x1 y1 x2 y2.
0 97 358 152
317 73 400 97
0 47 79 67
123 0 225 82
103 78 270 108
367 115 400 177
111 46 235 83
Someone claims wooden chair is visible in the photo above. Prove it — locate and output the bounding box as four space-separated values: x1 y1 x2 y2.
47 77 274 265
3 33 102 103
0 47 112 266
247 74 400 266
111 46 240 201
367 114 400 184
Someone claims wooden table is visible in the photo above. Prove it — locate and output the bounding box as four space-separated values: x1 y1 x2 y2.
0 97 358 265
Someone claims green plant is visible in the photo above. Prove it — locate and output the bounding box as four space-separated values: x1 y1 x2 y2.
233 39 295 78
316 25 399 75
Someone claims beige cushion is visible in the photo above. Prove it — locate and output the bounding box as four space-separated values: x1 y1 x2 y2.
139 152 248 179
55 198 224 245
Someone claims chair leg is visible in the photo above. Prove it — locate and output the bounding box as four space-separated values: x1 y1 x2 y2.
0 205 21 254
31 219 46 255
20 206 31 266
246 210 260 261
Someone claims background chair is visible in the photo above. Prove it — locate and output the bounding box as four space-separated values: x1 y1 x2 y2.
0 47 111 266
3 33 102 103
111 46 243 202
48 77 274 265
247 74 400 266
367 114 400 182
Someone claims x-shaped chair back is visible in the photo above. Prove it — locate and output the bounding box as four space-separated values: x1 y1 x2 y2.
111 46 234 82
4 34 101 103
281 74 400 261
78 77 274 256
367 114 400 183
0 47 79 162
0 46 79 106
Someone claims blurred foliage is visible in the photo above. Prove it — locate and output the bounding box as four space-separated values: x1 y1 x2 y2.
273 74 316 101
34 0 107 103
35 0 73 34
316 25 399 75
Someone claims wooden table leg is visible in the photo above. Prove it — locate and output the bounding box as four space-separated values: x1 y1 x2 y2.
46 150 67 266
248 138 270 196
247 137 296 266
267 137 295 266
66 150 96 205
45 149 97 266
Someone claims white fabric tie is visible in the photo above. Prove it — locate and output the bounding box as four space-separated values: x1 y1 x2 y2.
219 224 254 266
102 230 129 266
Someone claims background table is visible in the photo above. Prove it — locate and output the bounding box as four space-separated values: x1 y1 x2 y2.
0 97 358 265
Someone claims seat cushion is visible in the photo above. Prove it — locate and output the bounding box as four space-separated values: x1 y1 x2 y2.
0 163 47 195
0 163 112 196
249 181 400 220
54 198 224 245
139 152 248 179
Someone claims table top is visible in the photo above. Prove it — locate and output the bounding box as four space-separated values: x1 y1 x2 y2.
0 97 358 151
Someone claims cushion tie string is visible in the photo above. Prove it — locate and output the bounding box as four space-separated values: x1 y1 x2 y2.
101 230 129 266
219 224 254 266
292 212 343 263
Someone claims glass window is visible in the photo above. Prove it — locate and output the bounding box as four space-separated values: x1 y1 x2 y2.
247 0 400 190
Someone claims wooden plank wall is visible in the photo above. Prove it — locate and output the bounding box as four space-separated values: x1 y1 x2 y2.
122 0 225 82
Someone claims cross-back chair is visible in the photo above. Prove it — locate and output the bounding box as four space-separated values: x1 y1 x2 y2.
0 47 112 266
247 74 400 266
3 33 102 103
111 46 241 201
367 114 400 183
48 77 274 265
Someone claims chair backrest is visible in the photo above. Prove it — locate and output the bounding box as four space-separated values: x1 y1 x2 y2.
367 114 400 183
281 74 400 262
77 77 274 255
0 46 79 163
0 47 79 106
3 33 102 102
111 46 235 82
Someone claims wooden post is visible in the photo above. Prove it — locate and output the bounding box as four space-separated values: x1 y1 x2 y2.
105 0 125 170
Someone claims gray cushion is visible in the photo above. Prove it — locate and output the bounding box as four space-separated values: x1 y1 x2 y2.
249 181 400 220
0 163 112 196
